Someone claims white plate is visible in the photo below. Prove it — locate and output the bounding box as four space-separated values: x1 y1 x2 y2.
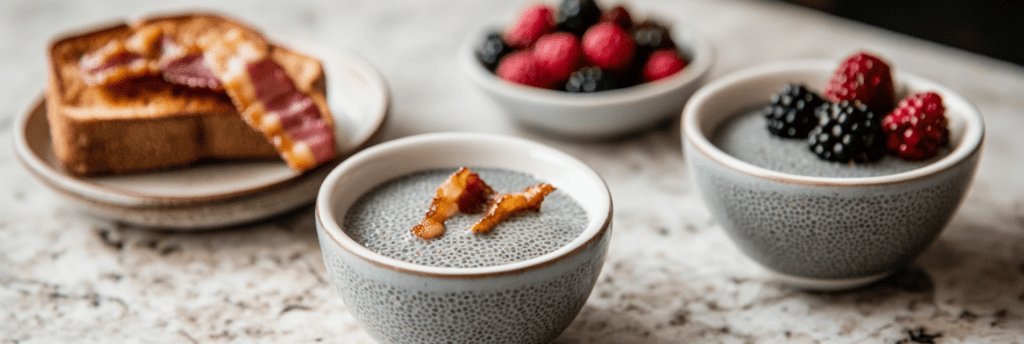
13 39 390 229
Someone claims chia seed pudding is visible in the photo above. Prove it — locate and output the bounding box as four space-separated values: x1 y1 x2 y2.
343 167 588 268
712 107 950 178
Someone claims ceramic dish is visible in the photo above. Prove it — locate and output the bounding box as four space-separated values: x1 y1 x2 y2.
316 132 612 344
13 39 390 230
459 21 713 139
682 59 984 290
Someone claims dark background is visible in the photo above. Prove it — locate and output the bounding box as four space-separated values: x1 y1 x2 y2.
781 0 1024 66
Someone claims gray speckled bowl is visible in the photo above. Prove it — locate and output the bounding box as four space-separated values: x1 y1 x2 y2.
682 60 984 290
315 132 612 343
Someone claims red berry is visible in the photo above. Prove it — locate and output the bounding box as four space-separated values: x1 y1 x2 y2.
823 52 896 114
532 32 582 86
882 92 949 161
642 49 687 82
602 5 633 29
581 22 636 71
495 50 549 88
505 4 555 49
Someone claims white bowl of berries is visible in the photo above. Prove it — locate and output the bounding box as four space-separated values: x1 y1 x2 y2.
682 52 985 290
459 0 713 139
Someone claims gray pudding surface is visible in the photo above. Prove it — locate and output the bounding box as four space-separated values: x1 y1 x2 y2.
343 167 588 268
711 106 949 178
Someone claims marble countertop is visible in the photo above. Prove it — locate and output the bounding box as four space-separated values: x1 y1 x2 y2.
3 0 1023 343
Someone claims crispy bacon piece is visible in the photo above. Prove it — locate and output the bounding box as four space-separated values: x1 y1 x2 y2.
411 167 495 240
162 53 222 89
80 28 215 88
76 18 338 171
471 183 555 234
79 41 155 85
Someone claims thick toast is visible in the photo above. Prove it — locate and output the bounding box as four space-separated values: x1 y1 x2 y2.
46 14 330 176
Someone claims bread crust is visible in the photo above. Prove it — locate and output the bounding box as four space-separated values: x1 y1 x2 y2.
46 13 329 175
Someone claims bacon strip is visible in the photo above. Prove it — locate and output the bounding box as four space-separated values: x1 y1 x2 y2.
77 20 337 171
79 41 155 85
411 168 495 240
471 183 555 234
161 53 222 89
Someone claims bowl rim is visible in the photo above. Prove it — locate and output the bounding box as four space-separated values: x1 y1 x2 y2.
315 132 613 278
682 59 985 187
458 21 715 106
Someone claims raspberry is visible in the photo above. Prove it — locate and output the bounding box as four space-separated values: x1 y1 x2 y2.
532 32 583 86
642 49 686 82
602 5 633 29
764 84 825 138
505 4 556 49
823 52 896 114
555 0 602 36
565 66 617 92
581 22 636 71
476 30 511 71
882 92 949 161
808 100 885 163
495 51 549 88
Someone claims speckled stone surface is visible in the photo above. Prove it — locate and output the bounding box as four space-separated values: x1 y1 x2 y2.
3 0 1024 343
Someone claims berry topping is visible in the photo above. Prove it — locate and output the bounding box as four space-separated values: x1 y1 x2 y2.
763 84 826 138
481 1 686 92
495 51 550 88
808 100 885 163
632 20 676 54
882 92 950 161
581 22 636 71
602 5 633 29
823 52 896 114
555 0 603 36
642 49 687 82
476 30 511 71
505 4 556 49
565 66 617 92
532 32 583 86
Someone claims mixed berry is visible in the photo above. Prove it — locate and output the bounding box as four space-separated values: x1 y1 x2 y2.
808 101 885 163
882 91 950 161
476 0 689 92
762 52 950 163
764 84 824 138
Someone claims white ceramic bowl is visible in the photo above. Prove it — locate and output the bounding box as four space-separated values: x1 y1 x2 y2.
682 59 984 290
315 132 612 343
459 22 713 139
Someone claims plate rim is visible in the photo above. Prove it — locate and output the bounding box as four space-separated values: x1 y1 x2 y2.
13 44 390 208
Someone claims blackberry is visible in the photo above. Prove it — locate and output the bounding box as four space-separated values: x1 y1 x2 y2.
624 20 675 87
632 20 675 55
555 0 602 36
476 30 511 71
763 84 825 138
565 66 617 92
808 101 885 163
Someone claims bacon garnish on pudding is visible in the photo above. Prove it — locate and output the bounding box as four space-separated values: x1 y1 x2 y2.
411 167 495 240
471 183 555 234
411 167 557 239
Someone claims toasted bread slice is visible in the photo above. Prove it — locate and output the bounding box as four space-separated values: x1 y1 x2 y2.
46 14 330 176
